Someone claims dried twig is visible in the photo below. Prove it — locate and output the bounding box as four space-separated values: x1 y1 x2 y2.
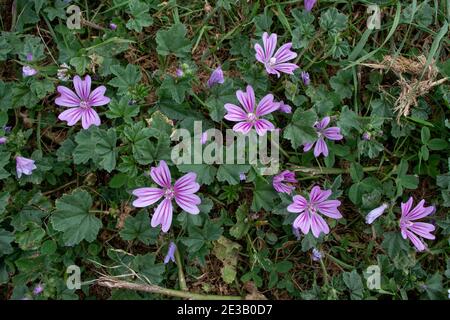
96 276 243 300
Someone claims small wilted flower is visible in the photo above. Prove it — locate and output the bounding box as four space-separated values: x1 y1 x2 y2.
366 203 388 224
16 156 37 178
33 284 44 295
301 71 310 86
277 101 292 114
3 125 12 133
176 68 184 77
57 63 71 81
273 170 297 194
207 66 225 87
400 197 435 252
26 53 33 61
22 65 37 77
200 131 208 145
255 32 299 77
132 161 201 232
224 85 278 136
288 186 342 238
292 226 301 240
0 137 6 144
303 117 343 157
312 248 322 261
164 242 177 264
109 23 117 30
55 75 110 129
304 0 317 11
362 132 371 141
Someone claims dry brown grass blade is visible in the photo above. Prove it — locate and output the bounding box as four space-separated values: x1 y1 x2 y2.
362 55 447 122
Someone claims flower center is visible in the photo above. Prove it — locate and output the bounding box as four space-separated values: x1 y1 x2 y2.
164 187 175 200
247 112 257 123
306 202 319 216
400 219 413 229
268 57 277 66
79 100 89 109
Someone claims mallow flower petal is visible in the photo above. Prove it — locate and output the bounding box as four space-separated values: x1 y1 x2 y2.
150 160 172 189
132 187 164 207
175 193 201 215
58 107 83 126
151 198 173 233
174 172 200 194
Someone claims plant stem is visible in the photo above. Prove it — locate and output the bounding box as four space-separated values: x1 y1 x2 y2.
325 253 354 270
96 276 243 300
36 112 42 152
290 165 385 175
319 259 329 285
174 247 188 291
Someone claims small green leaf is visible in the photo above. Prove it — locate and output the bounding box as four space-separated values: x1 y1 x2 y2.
283 109 317 149
50 190 102 246
156 23 192 58
126 0 153 32
106 97 139 123
108 64 142 96
319 8 348 34
343 270 364 300
93 128 118 173
0 229 14 256
120 211 158 245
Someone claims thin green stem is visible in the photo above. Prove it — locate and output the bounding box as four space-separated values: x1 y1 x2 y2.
36 112 42 152
174 247 188 291
290 165 385 175
319 259 329 285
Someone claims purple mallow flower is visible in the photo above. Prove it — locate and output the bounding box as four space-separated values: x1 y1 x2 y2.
312 248 323 261
33 284 44 295
207 66 224 87
164 242 177 264
0 137 6 144
109 23 117 30
400 197 435 252
55 75 110 130
224 85 278 136
26 53 33 61
273 170 297 194
362 132 371 141
22 65 37 77
132 161 201 232
255 32 299 78
303 116 343 157
239 172 246 181
288 186 342 238
304 0 317 11
301 71 310 86
365 203 388 224
3 126 12 133
16 156 37 178
276 101 292 114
